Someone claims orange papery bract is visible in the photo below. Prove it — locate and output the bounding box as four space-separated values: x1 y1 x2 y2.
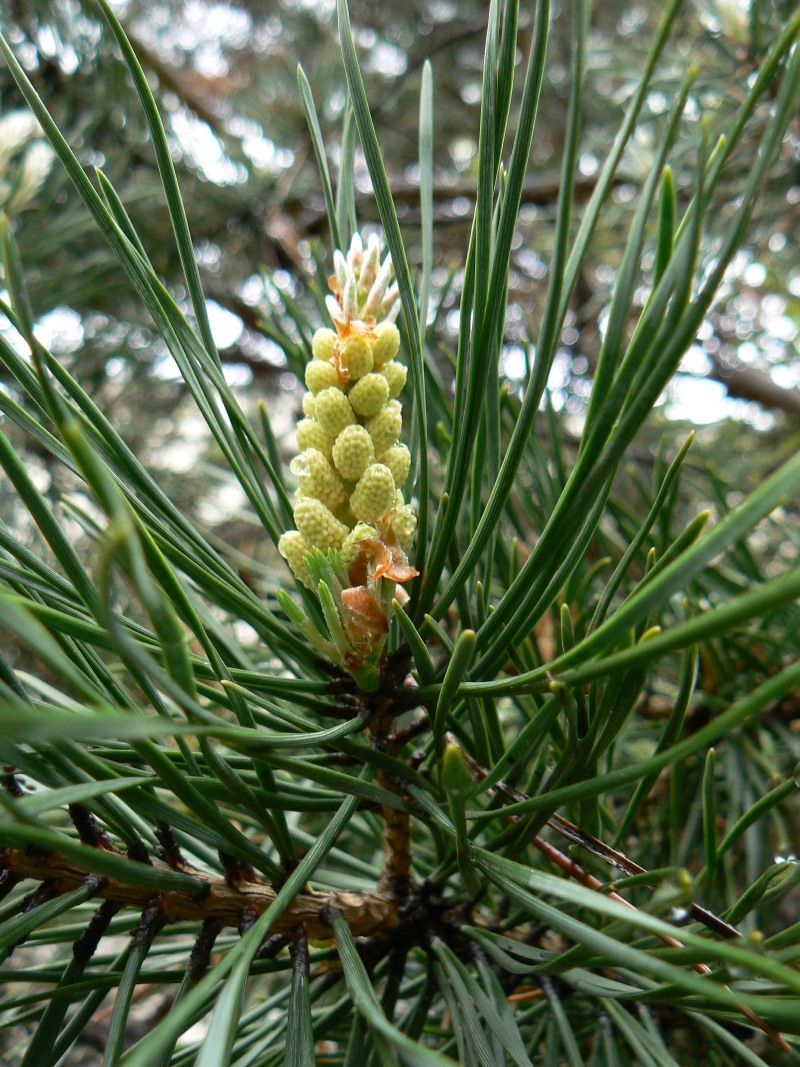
341 585 390 648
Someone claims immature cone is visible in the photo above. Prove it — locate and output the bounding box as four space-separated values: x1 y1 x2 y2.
349 373 390 417
278 232 418 678
332 425 375 482
277 531 313 589
350 463 397 524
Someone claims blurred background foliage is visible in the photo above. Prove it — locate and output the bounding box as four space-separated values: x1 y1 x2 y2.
1 0 799 510
0 0 797 683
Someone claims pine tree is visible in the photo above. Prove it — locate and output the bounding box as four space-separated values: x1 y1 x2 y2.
0 2 799 1063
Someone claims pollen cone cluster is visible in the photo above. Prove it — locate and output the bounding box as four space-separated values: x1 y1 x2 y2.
278 234 418 680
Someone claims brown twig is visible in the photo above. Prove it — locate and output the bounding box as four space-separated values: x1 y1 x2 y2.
0 847 401 941
451 736 789 1052
366 653 417 898
456 743 742 940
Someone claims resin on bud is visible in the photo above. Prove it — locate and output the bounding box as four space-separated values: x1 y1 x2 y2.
290 449 346 511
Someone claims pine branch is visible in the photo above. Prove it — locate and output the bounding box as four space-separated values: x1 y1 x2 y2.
0 847 401 940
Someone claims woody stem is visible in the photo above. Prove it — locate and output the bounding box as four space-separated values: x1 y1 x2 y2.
370 698 414 898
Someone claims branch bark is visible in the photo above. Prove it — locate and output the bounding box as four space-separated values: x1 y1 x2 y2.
708 354 800 421
1 847 400 940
